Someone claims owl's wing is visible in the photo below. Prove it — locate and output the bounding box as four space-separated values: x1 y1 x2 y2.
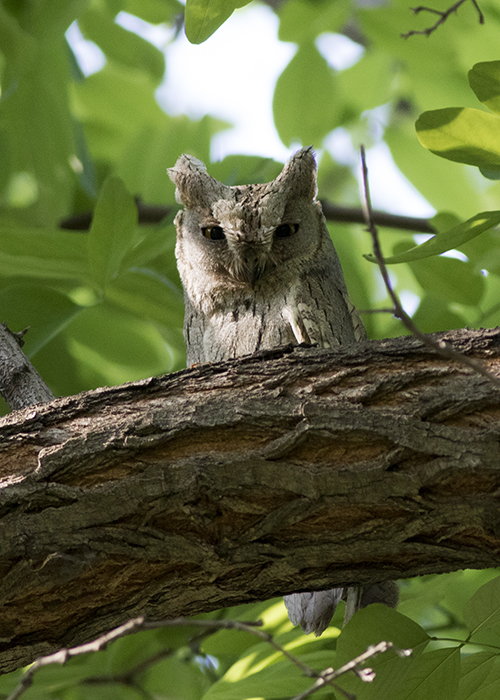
283 590 343 636
283 285 366 349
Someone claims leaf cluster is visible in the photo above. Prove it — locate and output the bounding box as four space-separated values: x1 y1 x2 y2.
3 573 500 700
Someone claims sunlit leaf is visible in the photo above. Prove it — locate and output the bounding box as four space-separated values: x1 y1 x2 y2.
273 43 341 146
79 7 166 84
364 212 500 264
416 107 500 170
185 0 252 44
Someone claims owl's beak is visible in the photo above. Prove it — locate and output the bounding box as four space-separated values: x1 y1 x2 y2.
230 246 267 289
246 264 262 289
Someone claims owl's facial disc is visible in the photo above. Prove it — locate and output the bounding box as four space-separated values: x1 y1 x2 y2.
199 219 300 289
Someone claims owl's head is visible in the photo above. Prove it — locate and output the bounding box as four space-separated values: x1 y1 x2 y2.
168 147 327 292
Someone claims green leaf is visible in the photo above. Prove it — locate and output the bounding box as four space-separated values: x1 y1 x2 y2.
278 0 348 43
125 0 184 24
185 0 252 44
456 652 499 700
63 302 178 387
79 7 165 84
469 61 500 115
144 653 211 700
367 647 460 700
0 15 77 223
0 285 81 357
338 50 394 113
88 176 138 291
105 270 185 366
273 43 341 147
71 62 167 163
334 606 433 699
412 295 467 334
364 212 500 264
116 115 227 204
336 606 430 664
416 107 500 170
209 155 283 186
464 575 500 638
204 644 338 700
119 220 177 272
0 223 88 280
405 255 485 306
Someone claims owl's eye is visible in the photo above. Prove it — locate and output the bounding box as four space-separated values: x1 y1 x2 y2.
202 225 225 240
275 223 298 238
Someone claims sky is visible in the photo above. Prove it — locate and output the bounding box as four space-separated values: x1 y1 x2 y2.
66 3 435 218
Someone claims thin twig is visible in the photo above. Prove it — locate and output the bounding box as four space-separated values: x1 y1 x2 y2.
290 641 412 700
359 145 500 390
6 617 309 700
7 615 411 700
402 0 484 38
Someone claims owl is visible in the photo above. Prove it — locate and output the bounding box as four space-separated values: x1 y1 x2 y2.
168 147 397 635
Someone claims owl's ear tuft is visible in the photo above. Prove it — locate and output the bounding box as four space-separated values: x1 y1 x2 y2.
168 155 224 208
276 147 318 201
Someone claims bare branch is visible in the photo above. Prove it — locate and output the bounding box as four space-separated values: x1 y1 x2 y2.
291 642 412 700
359 144 500 390
59 201 435 235
7 614 411 700
402 0 484 38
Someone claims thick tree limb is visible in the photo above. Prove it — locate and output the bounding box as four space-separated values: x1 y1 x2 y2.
2 327 500 672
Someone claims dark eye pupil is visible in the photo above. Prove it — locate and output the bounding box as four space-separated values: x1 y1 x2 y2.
202 226 225 240
275 223 298 238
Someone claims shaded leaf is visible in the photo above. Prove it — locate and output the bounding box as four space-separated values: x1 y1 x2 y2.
367 647 460 700
0 223 88 280
405 255 485 306
456 652 499 700
412 295 467 334
88 176 138 290
336 606 429 664
0 284 81 357
469 61 500 115
464 575 500 638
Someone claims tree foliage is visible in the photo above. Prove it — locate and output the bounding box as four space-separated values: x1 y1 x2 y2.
2 0 500 698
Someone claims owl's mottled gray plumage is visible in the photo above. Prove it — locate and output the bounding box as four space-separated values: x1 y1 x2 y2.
168 147 396 636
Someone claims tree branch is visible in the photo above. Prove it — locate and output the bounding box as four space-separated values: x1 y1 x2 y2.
0 323 54 410
59 201 435 234
2 329 500 672
401 0 484 38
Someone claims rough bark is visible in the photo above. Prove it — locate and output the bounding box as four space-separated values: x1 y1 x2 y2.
0 323 54 410
2 327 500 672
